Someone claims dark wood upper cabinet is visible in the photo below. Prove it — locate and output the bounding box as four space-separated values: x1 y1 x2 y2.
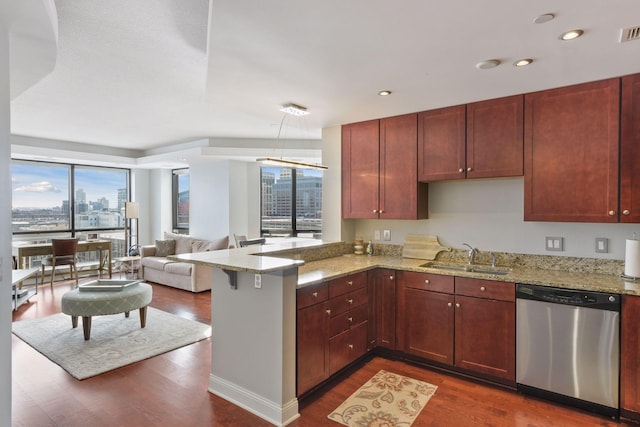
621 74 640 223
466 95 524 179
342 119 380 219
418 105 466 181
342 114 427 219
524 78 620 222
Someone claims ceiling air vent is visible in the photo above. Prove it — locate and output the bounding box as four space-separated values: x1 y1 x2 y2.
619 26 640 43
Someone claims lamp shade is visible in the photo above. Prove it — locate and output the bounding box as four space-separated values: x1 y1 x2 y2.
125 201 139 219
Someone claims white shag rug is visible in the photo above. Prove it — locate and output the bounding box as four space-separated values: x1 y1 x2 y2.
12 307 211 380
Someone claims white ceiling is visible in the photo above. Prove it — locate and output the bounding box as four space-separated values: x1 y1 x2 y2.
9 0 640 155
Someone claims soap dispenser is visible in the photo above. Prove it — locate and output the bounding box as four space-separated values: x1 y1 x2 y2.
366 240 374 256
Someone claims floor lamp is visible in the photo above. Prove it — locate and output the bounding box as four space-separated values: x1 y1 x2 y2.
125 201 139 255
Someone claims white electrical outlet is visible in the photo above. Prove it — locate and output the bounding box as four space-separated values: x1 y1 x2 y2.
383 230 391 241
254 274 262 289
374 230 381 241
545 236 564 251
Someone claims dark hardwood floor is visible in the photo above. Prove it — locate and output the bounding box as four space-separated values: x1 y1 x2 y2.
11 276 636 426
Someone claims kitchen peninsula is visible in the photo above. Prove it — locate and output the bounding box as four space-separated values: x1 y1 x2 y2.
174 239 640 426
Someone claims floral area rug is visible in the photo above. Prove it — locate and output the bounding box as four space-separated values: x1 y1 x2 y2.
328 369 437 427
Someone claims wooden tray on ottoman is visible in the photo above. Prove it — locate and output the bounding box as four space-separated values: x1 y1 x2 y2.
79 279 141 292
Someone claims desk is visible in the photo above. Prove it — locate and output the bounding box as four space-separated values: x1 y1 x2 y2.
12 240 112 278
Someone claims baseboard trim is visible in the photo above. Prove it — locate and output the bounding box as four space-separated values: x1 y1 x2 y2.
209 374 300 426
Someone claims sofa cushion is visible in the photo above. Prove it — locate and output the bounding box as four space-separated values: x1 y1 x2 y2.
164 262 192 276
155 239 176 257
164 231 194 255
192 236 229 252
141 256 174 270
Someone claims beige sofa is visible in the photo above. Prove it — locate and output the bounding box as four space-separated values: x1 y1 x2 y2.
140 232 229 292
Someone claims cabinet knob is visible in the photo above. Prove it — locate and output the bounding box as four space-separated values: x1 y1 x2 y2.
456 303 460 308
326 309 331 315
447 302 452 307
467 167 472 172
348 344 354 350
389 276 394 280
480 286 486 291
379 209 384 213
348 317 353 323
347 281 353 286
623 210 631 215
348 299 353 304
609 210 616 216
425 279 430 284
312 292 318 298
373 209 378 213
458 168 464 173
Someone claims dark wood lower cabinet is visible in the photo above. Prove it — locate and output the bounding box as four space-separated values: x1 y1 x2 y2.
403 287 454 364
368 268 396 350
329 321 368 374
454 295 515 380
297 301 330 395
622 295 640 417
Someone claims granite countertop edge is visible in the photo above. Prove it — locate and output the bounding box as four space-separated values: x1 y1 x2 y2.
297 255 640 296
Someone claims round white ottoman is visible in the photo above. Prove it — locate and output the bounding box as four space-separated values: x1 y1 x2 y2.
61 282 153 340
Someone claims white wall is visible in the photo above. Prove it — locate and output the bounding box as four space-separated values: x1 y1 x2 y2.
188 158 232 241
148 168 173 242
0 22 11 426
351 178 640 260
131 168 150 246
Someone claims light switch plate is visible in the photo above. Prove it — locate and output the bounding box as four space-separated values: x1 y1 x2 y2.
545 236 564 251
595 237 608 253
374 230 381 241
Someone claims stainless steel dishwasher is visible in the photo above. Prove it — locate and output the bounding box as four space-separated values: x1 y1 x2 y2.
516 283 620 418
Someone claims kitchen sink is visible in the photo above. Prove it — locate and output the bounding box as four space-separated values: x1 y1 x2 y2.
420 262 511 276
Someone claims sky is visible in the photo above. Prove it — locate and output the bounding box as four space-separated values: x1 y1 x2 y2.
12 162 128 209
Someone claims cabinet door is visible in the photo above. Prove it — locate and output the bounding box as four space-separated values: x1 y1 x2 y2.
622 295 640 413
418 105 466 182
342 120 380 219
329 321 368 374
454 295 515 381
297 302 330 395
380 113 427 219
621 74 640 223
368 268 396 350
466 95 523 179
403 287 454 364
524 78 620 222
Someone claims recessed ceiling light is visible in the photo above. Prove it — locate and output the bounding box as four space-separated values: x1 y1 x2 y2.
560 29 584 40
378 90 392 96
533 13 555 24
514 58 533 67
475 59 501 70
280 103 309 116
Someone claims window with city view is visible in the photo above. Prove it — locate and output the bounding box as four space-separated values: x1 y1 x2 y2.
172 169 189 232
11 160 130 260
261 167 322 238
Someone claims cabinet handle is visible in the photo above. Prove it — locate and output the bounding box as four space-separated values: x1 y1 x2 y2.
379 209 384 213
348 344 354 350
467 167 472 172
458 168 464 173
347 280 353 286
455 303 460 308
326 309 331 315
447 302 452 307
425 279 430 284
348 299 353 304
480 286 486 291
312 292 318 298
348 317 353 323
609 210 616 216
623 210 631 215
373 209 378 213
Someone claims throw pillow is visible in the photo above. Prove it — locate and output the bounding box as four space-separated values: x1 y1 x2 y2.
155 239 176 257
164 231 192 254
191 236 229 252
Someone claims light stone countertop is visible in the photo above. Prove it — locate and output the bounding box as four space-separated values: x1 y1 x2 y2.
298 254 640 296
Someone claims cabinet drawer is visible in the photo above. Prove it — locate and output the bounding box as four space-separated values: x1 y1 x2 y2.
328 286 368 316
297 282 329 309
329 303 368 337
455 277 515 302
401 271 454 293
329 321 368 374
329 271 367 297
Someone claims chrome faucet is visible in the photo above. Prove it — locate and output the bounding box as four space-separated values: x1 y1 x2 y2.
462 243 479 265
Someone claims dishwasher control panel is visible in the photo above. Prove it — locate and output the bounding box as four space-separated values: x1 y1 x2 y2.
516 284 620 311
